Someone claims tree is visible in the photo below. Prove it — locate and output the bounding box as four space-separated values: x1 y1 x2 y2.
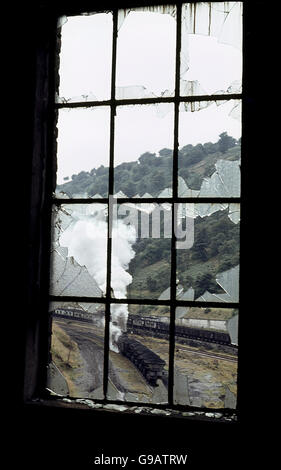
218 132 237 153
159 148 173 158
147 276 157 292
203 141 218 154
138 152 156 164
122 180 136 197
151 170 166 192
192 227 208 261
96 165 108 176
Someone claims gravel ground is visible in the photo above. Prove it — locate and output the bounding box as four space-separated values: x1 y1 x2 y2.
56 321 151 399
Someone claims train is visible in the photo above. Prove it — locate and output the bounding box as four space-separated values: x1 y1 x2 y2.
117 333 166 386
51 307 94 323
52 307 167 387
52 308 232 345
127 314 232 345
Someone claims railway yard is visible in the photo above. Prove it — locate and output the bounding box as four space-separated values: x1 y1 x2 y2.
50 315 237 408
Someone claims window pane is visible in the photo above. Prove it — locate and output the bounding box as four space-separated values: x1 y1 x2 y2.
176 203 240 302
107 304 169 403
55 107 110 197
178 100 241 197
50 204 107 297
111 203 172 300
57 13 113 102
174 306 238 408
116 9 176 98
47 302 105 399
114 104 174 197
180 2 242 96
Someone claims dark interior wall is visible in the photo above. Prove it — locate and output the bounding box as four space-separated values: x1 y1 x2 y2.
5 0 270 467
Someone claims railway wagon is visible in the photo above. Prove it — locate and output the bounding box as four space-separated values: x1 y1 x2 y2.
117 334 166 386
127 314 231 345
51 308 94 323
175 324 231 344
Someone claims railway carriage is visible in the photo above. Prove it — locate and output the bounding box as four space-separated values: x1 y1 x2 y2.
127 314 231 345
52 308 94 323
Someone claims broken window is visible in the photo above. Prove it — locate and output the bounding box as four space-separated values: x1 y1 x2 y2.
56 108 110 195
178 100 241 197
48 301 106 399
174 306 238 407
47 2 242 418
57 13 113 102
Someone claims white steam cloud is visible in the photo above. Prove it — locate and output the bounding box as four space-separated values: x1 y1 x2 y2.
59 205 136 351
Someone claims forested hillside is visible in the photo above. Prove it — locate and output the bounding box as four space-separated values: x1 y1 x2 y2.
57 133 240 300
128 208 239 300
57 132 240 198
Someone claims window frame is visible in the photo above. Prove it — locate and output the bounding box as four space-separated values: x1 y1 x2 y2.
23 0 245 423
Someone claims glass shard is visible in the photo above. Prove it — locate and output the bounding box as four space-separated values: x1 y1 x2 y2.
227 312 239 345
178 100 241 197
181 2 243 88
197 266 239 303
50 204 107 297
116 9 176 97
199 159 240 197
177 204 240 302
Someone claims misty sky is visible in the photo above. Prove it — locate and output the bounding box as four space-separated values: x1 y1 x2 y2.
56 9 242 184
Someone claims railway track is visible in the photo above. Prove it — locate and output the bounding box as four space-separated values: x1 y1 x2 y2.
56 319 237 363
54 319 153 396
175 345 237 363
54 319 104 343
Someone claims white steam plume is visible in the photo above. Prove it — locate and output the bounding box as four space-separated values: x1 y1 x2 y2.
59 205 136 351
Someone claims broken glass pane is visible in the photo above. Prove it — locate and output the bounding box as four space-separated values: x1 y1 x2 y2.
174 306 238 408
178 100 241 197
55 107 110 197
196 265 239 303
50 204 107 297
116 9 176 98
176 204 240 302
47 301 105 399
227 311 239 346
56 13 113 102
111 203 172 300
181 2 242 95
107 304 169 403
114 104 174 197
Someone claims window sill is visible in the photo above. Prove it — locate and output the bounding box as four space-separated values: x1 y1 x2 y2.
24 396 237 424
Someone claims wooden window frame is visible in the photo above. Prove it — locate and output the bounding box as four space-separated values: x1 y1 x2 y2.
22 0 251 425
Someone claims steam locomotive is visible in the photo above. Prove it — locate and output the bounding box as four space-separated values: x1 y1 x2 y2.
127 314 232 345
117 333 166 386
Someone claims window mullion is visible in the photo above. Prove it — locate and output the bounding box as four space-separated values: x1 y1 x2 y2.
168 2 182 406
103 8 118 400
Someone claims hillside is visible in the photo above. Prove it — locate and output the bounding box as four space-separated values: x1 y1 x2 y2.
57 132 240 198
57 133 240 300
127 207 239 301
